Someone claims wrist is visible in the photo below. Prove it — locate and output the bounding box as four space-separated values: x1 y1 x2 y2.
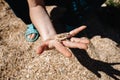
42 33 57 41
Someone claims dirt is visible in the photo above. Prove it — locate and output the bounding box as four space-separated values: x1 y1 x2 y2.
0 0 120 80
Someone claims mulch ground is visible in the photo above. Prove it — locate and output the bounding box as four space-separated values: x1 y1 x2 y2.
0 0 120 80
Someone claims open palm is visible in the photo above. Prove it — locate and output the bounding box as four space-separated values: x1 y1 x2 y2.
37 26 89 57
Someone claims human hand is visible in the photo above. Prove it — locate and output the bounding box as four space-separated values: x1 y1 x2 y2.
36 26 90 57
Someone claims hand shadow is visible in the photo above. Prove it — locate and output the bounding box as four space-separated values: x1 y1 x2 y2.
71 48 120 80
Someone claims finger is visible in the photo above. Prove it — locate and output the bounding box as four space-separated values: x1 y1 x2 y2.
70 37 90 44
62 40 88 50
36 41 48 54
50 40 72 57
69 25 86 36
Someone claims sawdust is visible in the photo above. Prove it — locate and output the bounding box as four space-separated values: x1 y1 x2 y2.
0 0 120 80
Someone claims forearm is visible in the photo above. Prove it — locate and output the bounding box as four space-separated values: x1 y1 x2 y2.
27 0 56 40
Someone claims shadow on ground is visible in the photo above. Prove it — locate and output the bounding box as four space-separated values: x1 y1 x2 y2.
72 49 120 80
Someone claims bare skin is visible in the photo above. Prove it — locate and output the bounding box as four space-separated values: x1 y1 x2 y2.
27 0 90 57
37 26 90 57
27 34 35 39
27 0 56 41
